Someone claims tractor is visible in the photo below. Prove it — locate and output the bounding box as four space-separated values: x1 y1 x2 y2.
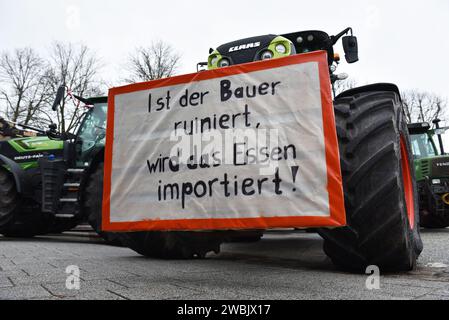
0 92 117 243
119 28 423 272
408 120 449 228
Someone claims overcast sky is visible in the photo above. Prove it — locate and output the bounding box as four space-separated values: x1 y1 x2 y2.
0 0 448 98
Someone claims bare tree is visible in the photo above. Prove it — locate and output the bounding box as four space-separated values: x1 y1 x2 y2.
402 89 447 124
125 41 181 83
0 48 53 128
46 42 103 133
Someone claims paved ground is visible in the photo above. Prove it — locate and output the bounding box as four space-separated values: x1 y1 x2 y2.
1 229 449 300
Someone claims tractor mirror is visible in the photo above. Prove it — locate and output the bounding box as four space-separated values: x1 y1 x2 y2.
52 86 65 111
343 36 359 64
197 62 208 72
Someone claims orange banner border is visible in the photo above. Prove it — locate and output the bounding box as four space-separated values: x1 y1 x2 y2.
102 50 346 232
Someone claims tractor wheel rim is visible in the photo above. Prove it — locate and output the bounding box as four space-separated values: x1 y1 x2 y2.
400 135 415 229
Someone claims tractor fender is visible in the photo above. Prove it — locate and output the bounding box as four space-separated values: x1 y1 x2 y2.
0 154 29 194
336 83 402 101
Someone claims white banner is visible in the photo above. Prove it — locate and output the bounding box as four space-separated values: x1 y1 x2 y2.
103 51 346 231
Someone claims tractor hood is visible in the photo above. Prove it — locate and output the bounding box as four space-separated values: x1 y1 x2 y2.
0 136 63 167
6 136 63 152
216 34 278 65
415 155 449 181
430 156 449 177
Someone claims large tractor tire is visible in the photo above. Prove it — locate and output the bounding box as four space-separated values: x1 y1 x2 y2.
45 217 82 234
84 163 123 246
0 169 50 238
225 231 264 243
0 169 18 228
318 90 423 272
120 231 223 259
1 213 52 238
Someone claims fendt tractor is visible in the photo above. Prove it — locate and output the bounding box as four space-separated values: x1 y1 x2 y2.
0 92 117 243
118 28 423 272
408 120 449 228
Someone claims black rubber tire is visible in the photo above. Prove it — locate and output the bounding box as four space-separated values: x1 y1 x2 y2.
318 90 423 272
45 217 82 234
120 231 223 259
84 163 123 246
1 212 52 238
225 231 264 243
0 169 51 238
0 169 18 228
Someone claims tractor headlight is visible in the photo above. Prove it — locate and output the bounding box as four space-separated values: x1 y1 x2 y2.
207 50 224 70
266 36 293 59
261 50 274 60
219 58 230 67
210 56 219 66
275 44 286 54
433 179 442 185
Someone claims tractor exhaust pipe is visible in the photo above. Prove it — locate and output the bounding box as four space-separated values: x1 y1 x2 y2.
433 119 445 155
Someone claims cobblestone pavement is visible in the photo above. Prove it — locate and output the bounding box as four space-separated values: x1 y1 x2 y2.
1 229 449 300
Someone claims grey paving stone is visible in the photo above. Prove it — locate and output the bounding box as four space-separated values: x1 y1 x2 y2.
107 283 200 300
0 285 52 300
8 272 69 286
42 279 127 299
0 276 13 288
2 229 449 300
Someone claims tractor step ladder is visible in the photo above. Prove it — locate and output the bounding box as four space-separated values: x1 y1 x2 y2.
63 183 81 188
60 167 86 204
60 198 78 203
67 168 85 174
56 166 88 218
55 214 76 218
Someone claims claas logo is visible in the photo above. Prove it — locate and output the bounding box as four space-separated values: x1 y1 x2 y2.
228 42 261 52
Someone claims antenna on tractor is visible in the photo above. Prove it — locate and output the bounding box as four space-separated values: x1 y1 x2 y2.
433 119 446 155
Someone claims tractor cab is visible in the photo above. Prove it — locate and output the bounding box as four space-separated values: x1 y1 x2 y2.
38 89 108 212
408 121 449 181
409 122 439 160
65 96 107 168
408 121 449 227
46 86 107 168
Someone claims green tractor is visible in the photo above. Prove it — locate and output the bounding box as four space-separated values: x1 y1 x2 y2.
120 28 423 272
0 91 116 242
408 120 449 228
